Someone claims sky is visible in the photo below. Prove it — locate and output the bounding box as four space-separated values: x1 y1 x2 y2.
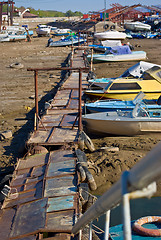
14 0 161 13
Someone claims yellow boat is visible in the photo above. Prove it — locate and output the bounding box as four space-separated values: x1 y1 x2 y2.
84 66 161 100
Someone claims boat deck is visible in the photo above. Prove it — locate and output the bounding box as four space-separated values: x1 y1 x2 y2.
0 49 89 239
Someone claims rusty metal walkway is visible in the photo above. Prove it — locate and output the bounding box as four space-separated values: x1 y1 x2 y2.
0 49 90 239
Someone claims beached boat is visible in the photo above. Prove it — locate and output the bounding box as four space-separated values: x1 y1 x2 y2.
124 21 151 31
94 30 127 40
36 24 51 36
89 39 122 52
84 66 161 100
0 33 26 42
52 28 72 36
47 35 85 47
85 92 161 113
83 104 161 136
87 45 147 62
88 61 161 89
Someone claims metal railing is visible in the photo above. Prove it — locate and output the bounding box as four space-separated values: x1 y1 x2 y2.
72 141 161 239
27 66 89 131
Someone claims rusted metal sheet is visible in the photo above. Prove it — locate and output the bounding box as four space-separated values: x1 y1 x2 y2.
44 175 77 197
9 198 47 239
45 210 75 232
47 195 76 212
0 208 16 240
47 159 75 178
60 115 78 128
50 150 76 164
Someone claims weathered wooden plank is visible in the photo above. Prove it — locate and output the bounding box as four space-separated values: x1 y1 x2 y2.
41 115 63 122
9 198 47 239
46 109 77 115
0 208 16 240
44 176 77 197
14 235 37 240
27 130 51 144
47 195 76 212
45 210 75 232
66 99 79 110
16 153 49 170
47 159 75 178
54 90 71 100
60 115 78 128
44 234 71 240
50 150 76 164
48 128 78 144
52 99 69 107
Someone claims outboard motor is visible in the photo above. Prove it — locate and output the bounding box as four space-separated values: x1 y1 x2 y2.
46 38 53 47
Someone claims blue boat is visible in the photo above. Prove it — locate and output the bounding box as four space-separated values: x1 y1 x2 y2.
47 35 85 47
85 92 161 113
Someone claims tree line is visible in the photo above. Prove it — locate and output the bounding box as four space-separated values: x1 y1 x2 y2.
2 5 83 17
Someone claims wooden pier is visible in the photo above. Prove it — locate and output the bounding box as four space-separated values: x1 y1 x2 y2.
0 49 92 239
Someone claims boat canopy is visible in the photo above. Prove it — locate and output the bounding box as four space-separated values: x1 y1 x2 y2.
143 66 161 82
105 45 132 55
121 61 161 78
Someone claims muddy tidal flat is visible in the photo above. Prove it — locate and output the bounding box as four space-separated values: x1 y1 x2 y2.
0 32 161 196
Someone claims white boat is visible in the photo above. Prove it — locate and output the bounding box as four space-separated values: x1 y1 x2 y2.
124 21 151 31
87 45 147 62
36 24 51 36
83 104 161 136
94 30 127 40
0 33 26 42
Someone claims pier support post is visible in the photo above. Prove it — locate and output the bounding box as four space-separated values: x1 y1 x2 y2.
78 70 82 131
34 70 39 131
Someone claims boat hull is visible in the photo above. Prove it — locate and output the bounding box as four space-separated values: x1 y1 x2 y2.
83 112 161 136
84 91 161 101
88 51 147 62
94 31 127 40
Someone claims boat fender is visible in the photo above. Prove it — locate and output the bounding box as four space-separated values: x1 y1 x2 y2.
133 216 161 237
104 24 109 30
78 131 85 150
82 131 95 152
77 162 86 182
2 26 6 30
83 166 97 191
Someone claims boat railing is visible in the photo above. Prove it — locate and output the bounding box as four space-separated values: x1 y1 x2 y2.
72 141 161 239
